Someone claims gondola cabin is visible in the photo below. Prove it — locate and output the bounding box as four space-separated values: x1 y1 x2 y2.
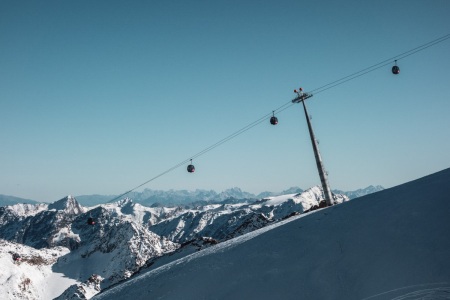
270 111 278 125
270 116 278 125
392 65 400 74
87 217 95 225
187 164 195 173
392 60 400 74
187 159 195 173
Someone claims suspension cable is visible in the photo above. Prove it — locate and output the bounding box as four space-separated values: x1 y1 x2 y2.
108 33 450 202
311 33 450 94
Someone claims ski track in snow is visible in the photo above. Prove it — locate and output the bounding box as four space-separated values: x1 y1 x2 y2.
362 282 450 300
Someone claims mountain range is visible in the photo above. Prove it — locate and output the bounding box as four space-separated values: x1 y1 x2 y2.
0 185 384 207
0 194 39 207
78 186 383 207
0 185 349 299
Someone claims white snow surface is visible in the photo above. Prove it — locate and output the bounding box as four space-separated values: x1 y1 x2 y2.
94 168 450 300
0 240 74 300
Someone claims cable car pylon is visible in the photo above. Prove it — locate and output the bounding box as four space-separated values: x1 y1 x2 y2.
292 88 333 207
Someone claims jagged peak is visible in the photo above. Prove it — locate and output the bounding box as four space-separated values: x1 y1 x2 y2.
48 195 84 214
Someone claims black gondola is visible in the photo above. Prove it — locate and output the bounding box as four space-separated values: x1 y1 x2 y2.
392 60 400 74
187 159 195 173
270 111 278 125
87 217 95 225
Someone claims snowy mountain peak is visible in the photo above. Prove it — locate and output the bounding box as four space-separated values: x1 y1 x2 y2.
116 198 133 207
217 187 254 200
48 195 84 215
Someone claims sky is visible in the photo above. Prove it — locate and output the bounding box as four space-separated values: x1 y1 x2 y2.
1 0 449 202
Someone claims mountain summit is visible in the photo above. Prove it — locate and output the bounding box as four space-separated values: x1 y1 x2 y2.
48 195 84 215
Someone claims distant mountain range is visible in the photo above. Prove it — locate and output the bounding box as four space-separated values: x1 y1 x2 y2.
0 195 39 207
0 185 383 207
332 185 384 199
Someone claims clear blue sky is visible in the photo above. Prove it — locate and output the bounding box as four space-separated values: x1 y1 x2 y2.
1 0 449 202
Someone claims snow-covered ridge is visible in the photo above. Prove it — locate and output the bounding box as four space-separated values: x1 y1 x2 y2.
149 186 348 243
0 203 48 218
0 186 348 299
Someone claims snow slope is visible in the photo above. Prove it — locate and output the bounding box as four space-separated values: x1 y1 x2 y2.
0 240 75 300
94 168 450 300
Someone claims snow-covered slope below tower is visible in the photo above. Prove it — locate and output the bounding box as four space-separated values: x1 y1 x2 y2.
93 168 450 300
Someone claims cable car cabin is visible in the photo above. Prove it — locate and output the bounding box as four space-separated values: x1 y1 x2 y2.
270 111 278 125
392 65 400 74
187 164 195 173
87 217 95 225
392 60 400 75
270 116 278 125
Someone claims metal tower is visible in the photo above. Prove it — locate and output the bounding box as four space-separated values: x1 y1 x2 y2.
292 91 333 206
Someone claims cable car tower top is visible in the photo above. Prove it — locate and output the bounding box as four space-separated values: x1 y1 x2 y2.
292 87 333 207
292 88 313 103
